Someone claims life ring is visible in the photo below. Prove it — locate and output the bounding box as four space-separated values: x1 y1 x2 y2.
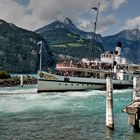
39 73 44 78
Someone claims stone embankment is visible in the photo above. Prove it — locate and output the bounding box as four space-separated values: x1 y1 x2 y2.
0 77 37 87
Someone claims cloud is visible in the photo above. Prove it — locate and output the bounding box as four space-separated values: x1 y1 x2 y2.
0 0 126 33
76 15 119 34
98 15 119 33
112 0 127 10
76 18 93 32
123 16 140 29
0 0 112 30
0 0 27 23
27 0 107 30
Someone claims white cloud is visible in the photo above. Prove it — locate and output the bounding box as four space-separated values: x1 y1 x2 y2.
98 15 119 33
123 16 140 29
76 15 119 34
0 0 25 22
0 0 126 33
76 18 93 32
112 0 127 10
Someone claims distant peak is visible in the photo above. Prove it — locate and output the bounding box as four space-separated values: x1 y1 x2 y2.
132 28 140 31
64 18 72 24
131 28 140 33
119 28 140 36
53 20 62 24
123 28 140 33
64 18 76 27
49 20 63 26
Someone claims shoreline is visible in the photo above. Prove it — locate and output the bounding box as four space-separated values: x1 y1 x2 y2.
0 77 37 87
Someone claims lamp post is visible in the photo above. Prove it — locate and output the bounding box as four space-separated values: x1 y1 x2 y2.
37 41 43 71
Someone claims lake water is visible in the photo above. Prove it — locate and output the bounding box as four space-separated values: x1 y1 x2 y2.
0 85 140 140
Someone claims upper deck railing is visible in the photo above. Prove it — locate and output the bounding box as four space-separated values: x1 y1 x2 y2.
56 62 113 73
56 61 140 74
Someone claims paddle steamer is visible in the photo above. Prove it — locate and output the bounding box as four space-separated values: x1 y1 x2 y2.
37 42 140 92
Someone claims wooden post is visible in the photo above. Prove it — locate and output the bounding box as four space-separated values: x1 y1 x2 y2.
106 77 114 130
133 76 140 101
133 76 140 130
20 75 23 87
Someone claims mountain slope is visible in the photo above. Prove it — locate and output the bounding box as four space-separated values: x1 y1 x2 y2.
103 29 140 63
36 18 104 59
0 19 55 73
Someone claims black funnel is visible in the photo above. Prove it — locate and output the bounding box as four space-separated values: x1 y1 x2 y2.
116 42 122 47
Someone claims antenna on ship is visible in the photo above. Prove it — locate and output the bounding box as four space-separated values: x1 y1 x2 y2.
89 2 100 62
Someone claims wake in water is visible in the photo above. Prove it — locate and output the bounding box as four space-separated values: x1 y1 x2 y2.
0 84 132 95
0 85 132 114
0 85 37 95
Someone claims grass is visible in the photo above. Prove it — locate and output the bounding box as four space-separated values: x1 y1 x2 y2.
51 43 83 48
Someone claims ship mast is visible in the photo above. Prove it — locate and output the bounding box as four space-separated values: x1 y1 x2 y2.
89 2 100 62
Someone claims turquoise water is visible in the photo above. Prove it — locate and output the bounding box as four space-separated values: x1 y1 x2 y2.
0 85 140 140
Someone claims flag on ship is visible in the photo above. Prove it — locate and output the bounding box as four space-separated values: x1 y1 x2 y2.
92 7 98 11
92 2 100 11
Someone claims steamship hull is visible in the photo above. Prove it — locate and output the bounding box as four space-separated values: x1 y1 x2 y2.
37 71 132 93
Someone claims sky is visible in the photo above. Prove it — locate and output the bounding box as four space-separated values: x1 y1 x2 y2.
0 0 140 36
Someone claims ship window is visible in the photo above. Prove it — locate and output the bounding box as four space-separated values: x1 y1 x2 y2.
77 84 79 86
59 83 61 85
124 75 129 80
82 84 84 86
64 77 70 82
65 83 67 86
71 84 73 86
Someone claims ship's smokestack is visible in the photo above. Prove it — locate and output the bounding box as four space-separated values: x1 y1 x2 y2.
115 42 122 56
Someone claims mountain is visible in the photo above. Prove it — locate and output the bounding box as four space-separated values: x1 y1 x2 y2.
103 29 140 63
0 19 56 73
36 18 140 64
36 18 104 59
1 17 139 74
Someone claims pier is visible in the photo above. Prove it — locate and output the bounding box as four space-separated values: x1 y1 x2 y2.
122 76 140 130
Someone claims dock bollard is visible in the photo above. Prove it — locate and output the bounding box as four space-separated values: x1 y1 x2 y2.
20 75 23 87
106 77 114 130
